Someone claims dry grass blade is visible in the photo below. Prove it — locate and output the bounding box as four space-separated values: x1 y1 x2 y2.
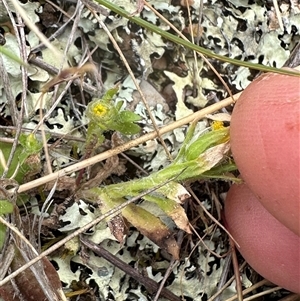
272 0 284 31
224 279 276 301
229 236 243 301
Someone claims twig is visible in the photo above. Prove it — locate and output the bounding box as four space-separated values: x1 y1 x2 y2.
60 1 84 70
243 286 282 301
0 3 28 179
36 91 53 174
272 0 284 31
120 152 149 175
0 244 15 281
80 237 181 301
196 0 204 45
224 279 271 301
45 0 73 19
188 188 239 247
0 0 21 124
153 227 186 300
213 254 232 301
153 258 177 301
0 216 38 257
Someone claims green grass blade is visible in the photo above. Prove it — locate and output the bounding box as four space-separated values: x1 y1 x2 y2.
0 45 28 67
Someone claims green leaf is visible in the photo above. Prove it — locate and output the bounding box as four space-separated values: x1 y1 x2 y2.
115 100 124 112
86 121 105 145
201 161 238 179
0 200 14 215
19 133 43 152
0 223 6 250
119 111 141 123
112 122 141 135
0 143 27 183
0 200 12 250
102 87 119 101
0 45 29 67
185 127 229 161
18 134 43 166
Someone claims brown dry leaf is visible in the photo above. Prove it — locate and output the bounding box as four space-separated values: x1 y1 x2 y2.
200 141 230 168
167 203 192 234
108 214 127 244
122 203 180 259
144 195 191 234
41 63 96 93
44 176 76 192
0 246 66 301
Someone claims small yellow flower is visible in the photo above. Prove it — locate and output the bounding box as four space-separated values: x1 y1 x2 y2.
211 121 224 131
92 103 108 117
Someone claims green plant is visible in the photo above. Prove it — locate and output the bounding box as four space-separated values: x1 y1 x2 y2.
80 122 237 258
0 199 14 249
0 133 42 183
85 87 141 146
